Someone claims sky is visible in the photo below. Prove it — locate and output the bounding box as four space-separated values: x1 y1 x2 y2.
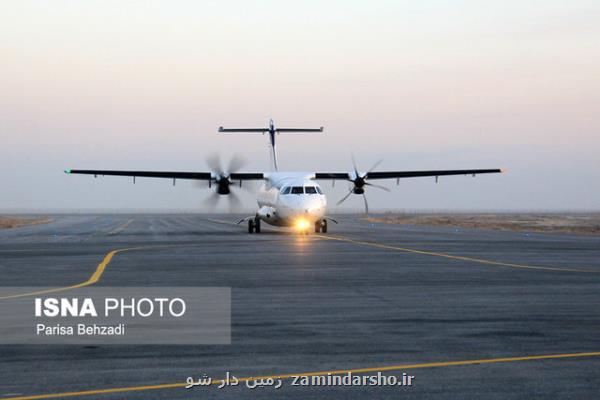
1 0 599 212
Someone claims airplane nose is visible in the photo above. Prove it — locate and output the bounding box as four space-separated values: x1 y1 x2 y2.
305 199 326 216
279 195 326 220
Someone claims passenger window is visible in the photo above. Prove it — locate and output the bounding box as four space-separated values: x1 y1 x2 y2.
291 186 304 194
281 187 291 195
305 186 317 194
316 186 323 194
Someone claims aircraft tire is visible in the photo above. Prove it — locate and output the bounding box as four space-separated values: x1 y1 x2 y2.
248 219 255 233
255 218 261 233
322 220 328 233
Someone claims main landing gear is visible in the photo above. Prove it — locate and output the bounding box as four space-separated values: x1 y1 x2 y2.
314 219 328 234
248 217 261 234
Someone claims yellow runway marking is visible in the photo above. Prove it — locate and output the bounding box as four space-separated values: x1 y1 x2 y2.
0 244 190 300
0 216 247 300
2 220 600 398
316 234 597 273
203 218 596 273
5 351 600 400
0 247 143 300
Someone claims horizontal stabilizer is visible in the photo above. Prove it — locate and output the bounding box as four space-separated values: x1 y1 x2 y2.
219 127 323 133
218 120 323 171
219 127 268 133
276 127 323 133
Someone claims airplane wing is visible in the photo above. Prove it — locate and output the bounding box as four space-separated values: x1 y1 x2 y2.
314 169 502 180
65 169 265 180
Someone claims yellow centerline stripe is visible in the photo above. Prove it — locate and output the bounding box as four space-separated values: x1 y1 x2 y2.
5 351 600 400
203 217 597 273
316 234 597 273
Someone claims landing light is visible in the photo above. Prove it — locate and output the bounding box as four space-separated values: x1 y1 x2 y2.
295 218 310 231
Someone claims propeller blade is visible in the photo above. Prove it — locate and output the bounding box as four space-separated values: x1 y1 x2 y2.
367 159 383 174
336 188 354 205
362 193 369 215
227 190 243 213
365 182 391 192
227 154 247 174
206 153 223 174
200 191 220 211
351 153 358 175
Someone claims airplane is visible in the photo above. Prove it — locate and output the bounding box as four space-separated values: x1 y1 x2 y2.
65 120 503 234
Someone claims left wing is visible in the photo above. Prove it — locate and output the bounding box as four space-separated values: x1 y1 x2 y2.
65 169 265 180
314 169 502 180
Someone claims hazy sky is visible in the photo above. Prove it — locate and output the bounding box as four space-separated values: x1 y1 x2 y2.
1 0 599 211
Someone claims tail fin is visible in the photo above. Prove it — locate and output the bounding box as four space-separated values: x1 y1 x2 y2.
219 120 323 171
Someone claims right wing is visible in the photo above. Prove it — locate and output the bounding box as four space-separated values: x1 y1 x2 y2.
314 169 503 180
366 169 502 180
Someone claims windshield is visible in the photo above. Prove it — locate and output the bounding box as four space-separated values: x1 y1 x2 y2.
305 186 317 194
281 187 291 195
291 186 304 194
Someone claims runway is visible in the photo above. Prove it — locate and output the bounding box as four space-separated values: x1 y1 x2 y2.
1 214 600 399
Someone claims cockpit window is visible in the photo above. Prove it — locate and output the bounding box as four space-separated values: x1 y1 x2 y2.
305 186 317 194
291 186 304 194
316 186 323 194
281 186 291 195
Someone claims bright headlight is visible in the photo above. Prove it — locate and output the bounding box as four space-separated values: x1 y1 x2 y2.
295 219 310 230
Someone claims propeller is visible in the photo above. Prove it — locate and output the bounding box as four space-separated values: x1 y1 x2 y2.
200 153 248 212
337 155 390 214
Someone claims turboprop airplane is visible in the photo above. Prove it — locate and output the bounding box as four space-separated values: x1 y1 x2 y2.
65 120 502 234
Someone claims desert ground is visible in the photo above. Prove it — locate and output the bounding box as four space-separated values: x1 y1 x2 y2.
366 213 600 235
0 216 52 229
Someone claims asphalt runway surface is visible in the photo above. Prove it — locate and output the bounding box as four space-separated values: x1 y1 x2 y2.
1 214 599 399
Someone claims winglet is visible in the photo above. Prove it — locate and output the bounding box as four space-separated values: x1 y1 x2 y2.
500 168 508 173
64 169 71 174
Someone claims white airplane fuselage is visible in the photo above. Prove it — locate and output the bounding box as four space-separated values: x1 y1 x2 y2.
256 172 326 227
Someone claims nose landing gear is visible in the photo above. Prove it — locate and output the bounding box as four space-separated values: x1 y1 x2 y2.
314 219 328 234
248 217 261 233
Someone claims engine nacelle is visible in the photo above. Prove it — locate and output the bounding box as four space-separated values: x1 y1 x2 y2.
351 175 366 195
213 176 231 195
217 179 231 194
257 206 276 220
